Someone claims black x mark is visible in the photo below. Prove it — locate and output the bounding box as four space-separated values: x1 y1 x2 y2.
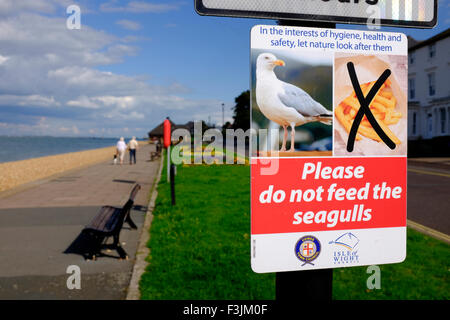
346 62 396 152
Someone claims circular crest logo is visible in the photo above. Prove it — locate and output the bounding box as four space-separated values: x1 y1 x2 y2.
295 235 321 266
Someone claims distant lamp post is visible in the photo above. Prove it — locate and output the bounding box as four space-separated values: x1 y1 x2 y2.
221 103 225 128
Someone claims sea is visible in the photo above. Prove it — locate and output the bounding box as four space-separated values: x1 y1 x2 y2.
0 136 120 163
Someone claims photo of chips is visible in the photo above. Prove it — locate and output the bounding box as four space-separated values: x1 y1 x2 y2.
335 78 402 145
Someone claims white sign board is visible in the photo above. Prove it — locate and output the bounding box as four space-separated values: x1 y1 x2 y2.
250 25 408 273
196 0 437 28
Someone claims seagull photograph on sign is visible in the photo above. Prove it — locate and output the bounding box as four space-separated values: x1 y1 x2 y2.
252 50 333 156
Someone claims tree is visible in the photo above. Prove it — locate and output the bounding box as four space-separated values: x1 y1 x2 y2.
232 90 250 131
223 121 233 129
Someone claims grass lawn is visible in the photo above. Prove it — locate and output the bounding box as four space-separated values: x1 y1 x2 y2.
139 163 449 300
140 163 275 299
333 228 450 300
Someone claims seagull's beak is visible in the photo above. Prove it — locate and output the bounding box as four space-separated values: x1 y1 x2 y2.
273 60 285 67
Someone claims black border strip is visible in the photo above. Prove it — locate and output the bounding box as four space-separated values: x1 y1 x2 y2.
195 0 437 29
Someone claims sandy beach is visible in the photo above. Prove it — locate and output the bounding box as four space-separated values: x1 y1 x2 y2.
0 146 118 193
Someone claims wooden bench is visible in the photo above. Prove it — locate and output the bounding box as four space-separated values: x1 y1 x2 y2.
81 184 141 260
150 151 160 161
150 144 161 161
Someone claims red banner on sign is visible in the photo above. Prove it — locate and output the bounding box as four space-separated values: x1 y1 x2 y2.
251 157 407 234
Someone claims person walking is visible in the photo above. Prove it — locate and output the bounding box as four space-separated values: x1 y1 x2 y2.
128 136 139 165
116 137 127 165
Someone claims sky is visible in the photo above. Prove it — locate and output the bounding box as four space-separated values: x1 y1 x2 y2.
0 0 448 138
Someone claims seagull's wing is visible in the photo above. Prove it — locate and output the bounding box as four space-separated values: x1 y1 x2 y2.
278 81 331 116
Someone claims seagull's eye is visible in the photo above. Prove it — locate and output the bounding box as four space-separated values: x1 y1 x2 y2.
265 57 269 60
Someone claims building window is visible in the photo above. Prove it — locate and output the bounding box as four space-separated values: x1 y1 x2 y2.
440 108 446 134
428 73 436 96
412 112 417 135
429 44 436 59
409 52 415 65
409 78 415 100
428 114 433 135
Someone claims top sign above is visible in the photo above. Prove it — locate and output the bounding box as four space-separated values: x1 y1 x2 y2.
195 0 437 28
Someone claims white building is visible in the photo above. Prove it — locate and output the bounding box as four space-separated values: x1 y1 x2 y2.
408 28 450 140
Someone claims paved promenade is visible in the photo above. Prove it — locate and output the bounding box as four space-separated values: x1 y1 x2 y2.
0 143 160 299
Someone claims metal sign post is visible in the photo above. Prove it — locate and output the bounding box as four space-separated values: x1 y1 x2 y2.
276 269 333 301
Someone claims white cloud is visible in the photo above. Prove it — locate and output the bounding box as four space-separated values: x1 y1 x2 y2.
58 125 79 135
0 7 221 138
120 35 151 43
0 94 61 107
66 96 101 109
67 95 137 110
116 19 141 31
0 55 9 65
0 0 93 17
0 0 59 15
20 95 61 107
100 1 182 13
0 13 124 67
72 125 80 135
95 96 136 109
0 117 50 135
104 110 145 120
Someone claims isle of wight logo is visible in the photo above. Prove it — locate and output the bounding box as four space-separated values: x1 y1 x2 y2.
329 232 360 265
